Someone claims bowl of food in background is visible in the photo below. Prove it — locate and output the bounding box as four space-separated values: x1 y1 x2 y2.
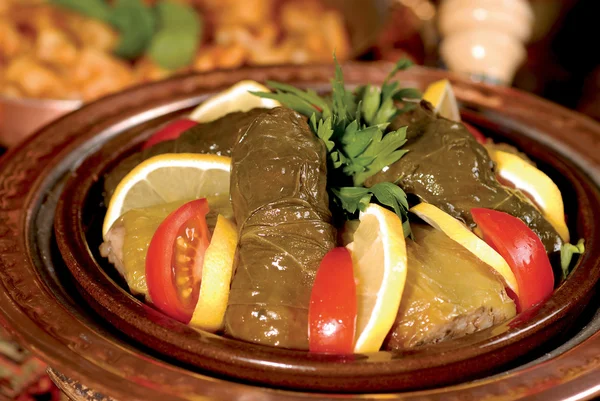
0 0 385 148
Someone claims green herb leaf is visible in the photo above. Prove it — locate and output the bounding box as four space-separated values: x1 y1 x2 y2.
251 55 419 232
353 126 408 185
50 0 112 22
148 1 201 70
154 0 201 29
370 182 409 213
252 91 323 119
360 85 381 125
331 183 411 236
267 81 331 117
331 187 372 215
315 116 335 151
111 0 156 59
560 239 585 279
148 30 196 70
385 58 414 84
394 87 422 101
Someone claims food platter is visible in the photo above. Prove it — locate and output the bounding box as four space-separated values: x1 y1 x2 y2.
0 63 599 400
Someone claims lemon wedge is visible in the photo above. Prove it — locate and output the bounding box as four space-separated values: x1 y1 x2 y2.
189 80 281 123
410 202 519 296
489 149 570 242
103 153 231 238
189 215 238 332
422 79 461 121
346 203 408 353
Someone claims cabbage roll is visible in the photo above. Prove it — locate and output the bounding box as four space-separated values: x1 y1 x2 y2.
224 107 336 350
384 224 516 350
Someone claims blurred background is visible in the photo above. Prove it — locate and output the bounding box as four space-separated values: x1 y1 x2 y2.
0 0 598 398
0 0 598 148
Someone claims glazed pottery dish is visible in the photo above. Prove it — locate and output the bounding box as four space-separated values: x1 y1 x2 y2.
0 63 599 401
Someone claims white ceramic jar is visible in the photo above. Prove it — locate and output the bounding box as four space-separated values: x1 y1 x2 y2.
437 0 534 84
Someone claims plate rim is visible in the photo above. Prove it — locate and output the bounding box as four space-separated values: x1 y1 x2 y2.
0 62 599 400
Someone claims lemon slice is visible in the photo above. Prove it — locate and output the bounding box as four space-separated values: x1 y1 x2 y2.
189 80 281 123
189 215 238 332
410 203 519 296
422 79 461 121
346 203 408 353
103 153 231 238
489 149 570 242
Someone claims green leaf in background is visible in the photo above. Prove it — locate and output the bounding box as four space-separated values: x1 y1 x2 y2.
111 0 156 59
148 0 202 70
154 0 201 30
560 238 585 279
49 0 112 22
148 30 197 70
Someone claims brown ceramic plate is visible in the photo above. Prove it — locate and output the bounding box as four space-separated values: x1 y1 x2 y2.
52 64 600 392
0 64 599 400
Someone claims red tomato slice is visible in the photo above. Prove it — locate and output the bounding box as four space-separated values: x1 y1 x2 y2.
463 122 487 145
471 208 554 313
146 199 211 323
142 119 198 149
308 247 357 353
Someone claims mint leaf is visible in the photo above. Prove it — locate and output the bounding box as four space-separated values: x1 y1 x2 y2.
148 1 201 70
560 239 585 279
154 0 200 29
148 30 196 70
111 0 156 59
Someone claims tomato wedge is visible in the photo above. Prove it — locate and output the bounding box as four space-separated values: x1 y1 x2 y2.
308 247 357 353
463 122 487 145
471 208 554 313
146 198 211 323
142 119 197 149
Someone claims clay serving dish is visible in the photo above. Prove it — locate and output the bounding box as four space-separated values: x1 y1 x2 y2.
53 64 600 392
0 64 599 400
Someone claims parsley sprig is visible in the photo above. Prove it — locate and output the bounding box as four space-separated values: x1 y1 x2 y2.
253 58 420 236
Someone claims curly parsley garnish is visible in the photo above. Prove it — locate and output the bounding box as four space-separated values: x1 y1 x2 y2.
253 57 420 236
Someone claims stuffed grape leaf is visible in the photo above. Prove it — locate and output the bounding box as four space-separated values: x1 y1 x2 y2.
366 102 563 253
224 107 336 350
